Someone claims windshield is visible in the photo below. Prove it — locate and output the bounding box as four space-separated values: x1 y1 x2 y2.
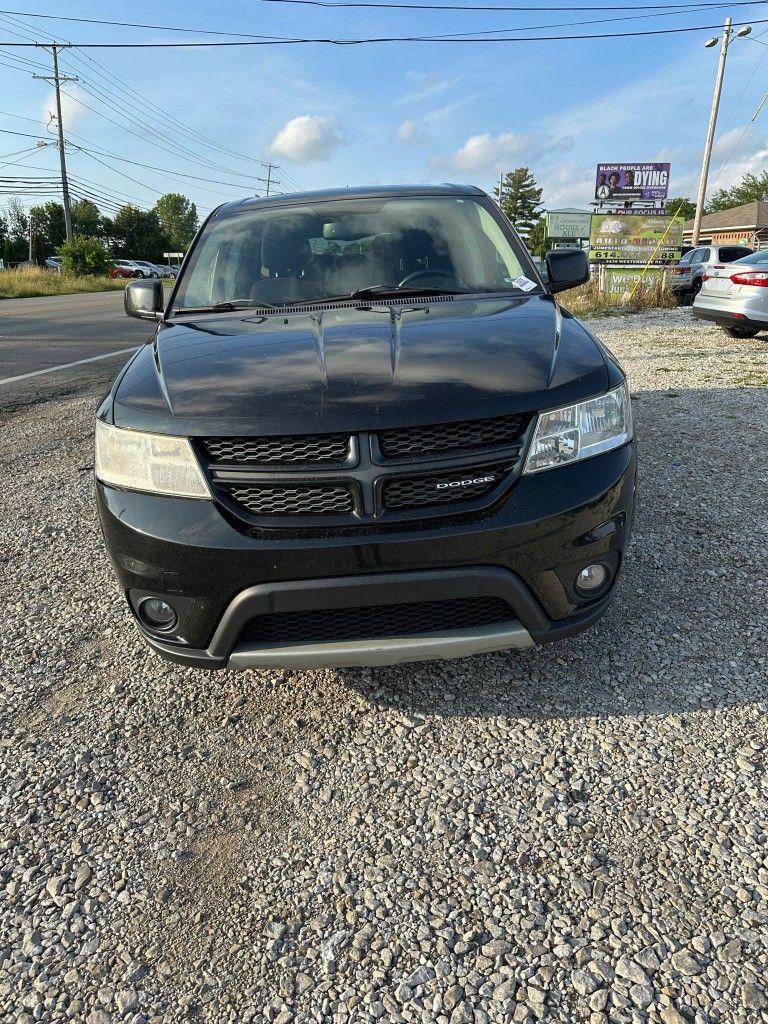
173 195 539 310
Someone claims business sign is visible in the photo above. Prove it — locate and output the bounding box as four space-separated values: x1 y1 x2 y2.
595 163 670 202
589 214 683 264
604 267 663 304
546 211 592 239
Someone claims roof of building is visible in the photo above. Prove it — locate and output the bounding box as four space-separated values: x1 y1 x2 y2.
683 200 768 233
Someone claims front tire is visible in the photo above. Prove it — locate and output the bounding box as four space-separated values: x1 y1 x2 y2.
723 325 759 339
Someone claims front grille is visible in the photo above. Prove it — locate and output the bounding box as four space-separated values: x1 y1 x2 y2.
220 483 354 516
239 596 514 645
202 412 531 526
201 434 350 466
383 466 503 510
377 413 529 460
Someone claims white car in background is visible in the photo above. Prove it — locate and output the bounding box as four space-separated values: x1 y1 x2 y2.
131 260 163 279
693 249 768 338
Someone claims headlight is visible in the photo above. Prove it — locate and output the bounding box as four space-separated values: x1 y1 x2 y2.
94 420 211 499
523 382 632 475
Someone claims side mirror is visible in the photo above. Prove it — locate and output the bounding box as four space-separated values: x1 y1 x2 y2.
124 279 164 321
545 249 590 294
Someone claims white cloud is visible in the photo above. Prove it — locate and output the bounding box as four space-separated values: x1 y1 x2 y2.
394 119 418 144
449 132 573 176
42 85 88 132
267 115 344 163
398 72 456 105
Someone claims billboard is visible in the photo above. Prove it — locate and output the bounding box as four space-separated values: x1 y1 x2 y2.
589 214 683 264
595 163 670 202
604 267 664 304
546 211 592 239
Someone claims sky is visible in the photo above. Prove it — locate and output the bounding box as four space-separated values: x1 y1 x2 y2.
2 1 768 224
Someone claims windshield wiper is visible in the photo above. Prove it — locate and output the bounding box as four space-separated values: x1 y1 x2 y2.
172 300 276 315
303 285 474 304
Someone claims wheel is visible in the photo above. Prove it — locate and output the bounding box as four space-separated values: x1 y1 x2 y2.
723 325 759 339
689 278 703 304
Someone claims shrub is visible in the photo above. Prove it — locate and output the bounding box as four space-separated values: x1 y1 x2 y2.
59 235 109 276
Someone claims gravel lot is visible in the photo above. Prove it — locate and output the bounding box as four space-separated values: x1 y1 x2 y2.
2 307 767 1024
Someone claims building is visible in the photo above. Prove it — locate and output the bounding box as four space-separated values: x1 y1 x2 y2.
683 200 768 248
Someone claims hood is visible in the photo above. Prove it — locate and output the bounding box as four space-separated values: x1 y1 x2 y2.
111 295 609 434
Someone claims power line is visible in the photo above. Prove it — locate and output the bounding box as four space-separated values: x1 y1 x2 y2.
50 50 276 186
72 147 253 200
3 1 768 16
57 84 264 184
0 13 282 175
0 18 766 44
65 47 276 168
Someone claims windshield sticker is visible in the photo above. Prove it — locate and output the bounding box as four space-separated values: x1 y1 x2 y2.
512 276 537 292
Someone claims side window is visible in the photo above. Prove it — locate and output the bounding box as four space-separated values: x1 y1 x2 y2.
691 249 708 265
679 252 694 265
720 247 753 262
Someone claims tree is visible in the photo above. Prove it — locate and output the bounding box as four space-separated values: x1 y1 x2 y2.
110 205 168 261
30 201 66 253
494 168 544 239
664 197 696 222
59 236 109 276
71 199 103 239
2 198 28 264
527 217 548 257
5 196 28 243
31 233 47 266
154 193 198 252
707 171 768 213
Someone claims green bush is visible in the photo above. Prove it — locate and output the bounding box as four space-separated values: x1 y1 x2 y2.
59 235 109 276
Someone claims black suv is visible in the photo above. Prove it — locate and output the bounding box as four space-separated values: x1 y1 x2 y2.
95 185 635 669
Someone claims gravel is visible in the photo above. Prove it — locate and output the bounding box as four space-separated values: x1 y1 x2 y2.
1 306 767 1023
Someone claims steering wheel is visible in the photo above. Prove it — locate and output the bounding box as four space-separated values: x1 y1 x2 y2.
397 268 467 289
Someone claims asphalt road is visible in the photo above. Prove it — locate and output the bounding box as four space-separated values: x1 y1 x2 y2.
0 291 154 418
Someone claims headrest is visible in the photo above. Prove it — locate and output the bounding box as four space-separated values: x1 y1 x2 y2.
261 226 311 276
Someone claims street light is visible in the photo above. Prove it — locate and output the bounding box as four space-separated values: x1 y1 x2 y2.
691 18 752 245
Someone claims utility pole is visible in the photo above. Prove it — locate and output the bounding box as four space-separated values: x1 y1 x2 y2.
28 214 33 262
34 44 78 242
690 18 753 243
262 162 280 197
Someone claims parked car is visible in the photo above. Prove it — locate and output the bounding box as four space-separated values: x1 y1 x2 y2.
131 260 162 279
113 259 144 278
670 244 753 303
110 261 141 279
156 264 179 278
94 184 635 670
693 248 768 337
109 264 137 280
45 256 62 271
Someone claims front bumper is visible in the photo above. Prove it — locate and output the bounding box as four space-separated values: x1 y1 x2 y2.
96 444 636 669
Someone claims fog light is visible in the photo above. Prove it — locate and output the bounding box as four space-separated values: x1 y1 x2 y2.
139 597 177 631
575 563 609 595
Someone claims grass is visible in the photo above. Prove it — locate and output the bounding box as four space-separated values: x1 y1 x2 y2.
0 266 129 300
560 276 678 318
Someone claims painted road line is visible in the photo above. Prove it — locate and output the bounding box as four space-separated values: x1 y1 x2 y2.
0 347 138 386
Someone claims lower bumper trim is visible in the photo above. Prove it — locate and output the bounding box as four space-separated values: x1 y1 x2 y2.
227 621 533 669
693 307 768 329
